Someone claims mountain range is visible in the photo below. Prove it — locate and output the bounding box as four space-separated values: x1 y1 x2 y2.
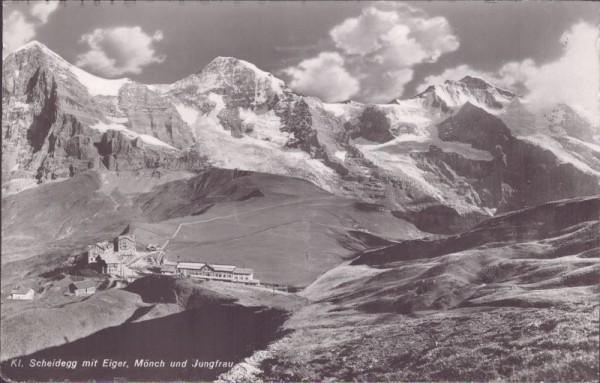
3 41 599 234
1 41 599 381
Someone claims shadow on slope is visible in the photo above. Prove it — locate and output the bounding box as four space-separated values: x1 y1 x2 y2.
334 196 600 313
1 302 288 382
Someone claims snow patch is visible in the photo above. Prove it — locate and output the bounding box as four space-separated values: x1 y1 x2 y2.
146 83 173 93
191 117 338 193
90 122 136 136
239 108 288 146
69 65 130 96
322 103 364 121
357 142 444 201
382 100 436 128
138 134 177 149
174 103 199 126
208 93 225 118
107 116 129 124
13 101 29 110
334 151 347 162
565 136 600 153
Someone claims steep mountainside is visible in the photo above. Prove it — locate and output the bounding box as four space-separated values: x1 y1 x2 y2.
3 42 599 233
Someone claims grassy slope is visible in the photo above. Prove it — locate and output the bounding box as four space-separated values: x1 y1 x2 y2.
1 168 421 364
259 196 600 381
131 170 422 286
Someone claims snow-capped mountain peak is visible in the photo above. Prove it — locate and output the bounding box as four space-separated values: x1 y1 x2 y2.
155 55 288 113
196 55 286 94
3 40 599 228
4 40 131 97
408 75 517 114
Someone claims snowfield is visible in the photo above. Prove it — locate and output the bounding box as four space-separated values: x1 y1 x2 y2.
70 65 130 97
519 134 600 177
174 103 199 126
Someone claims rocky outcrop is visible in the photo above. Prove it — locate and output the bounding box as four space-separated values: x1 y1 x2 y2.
276 98 318 152
345 106 395 143
2 42 193 182
93 130 179 171
437 103 514 152
118 83 194 149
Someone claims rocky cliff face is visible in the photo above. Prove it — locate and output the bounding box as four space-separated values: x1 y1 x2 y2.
2 42 187 182
3 42 599 233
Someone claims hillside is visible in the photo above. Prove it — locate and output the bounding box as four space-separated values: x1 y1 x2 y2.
257 196 600 381
1 276 303 381
1 166 423 366
1 167 421 289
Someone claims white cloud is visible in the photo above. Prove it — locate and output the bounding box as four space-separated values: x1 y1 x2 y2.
331 4 459 68
284 52 359 102
518 22 599 121
3 11 36 58
2 2 59 59
31 1 60 23
417 22 599 123
330 7 401 56
284 3 459 103
75 26 165 77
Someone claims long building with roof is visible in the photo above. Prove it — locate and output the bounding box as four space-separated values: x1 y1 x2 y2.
175 262 259 284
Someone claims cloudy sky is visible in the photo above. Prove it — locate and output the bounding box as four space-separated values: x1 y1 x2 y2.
3 1 598 115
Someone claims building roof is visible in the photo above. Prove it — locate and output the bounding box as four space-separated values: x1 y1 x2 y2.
102 253 122 264
161 265 176 272
177 262 206 270
119 235 135 241
175 262 252 274
232 267 254 275
11 286 33 295
71 280 97 290
210 264 236 273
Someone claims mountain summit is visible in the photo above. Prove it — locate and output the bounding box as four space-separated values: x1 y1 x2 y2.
408 76 517 113
3 41 599 231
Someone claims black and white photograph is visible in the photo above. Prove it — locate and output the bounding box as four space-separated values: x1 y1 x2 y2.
1 1 599 381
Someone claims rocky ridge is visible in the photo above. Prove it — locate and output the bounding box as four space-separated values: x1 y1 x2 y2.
3 42 599 232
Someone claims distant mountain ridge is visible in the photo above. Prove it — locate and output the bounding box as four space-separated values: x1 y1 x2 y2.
3 41 599 232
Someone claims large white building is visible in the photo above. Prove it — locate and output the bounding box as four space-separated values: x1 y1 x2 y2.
176 262 259 284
